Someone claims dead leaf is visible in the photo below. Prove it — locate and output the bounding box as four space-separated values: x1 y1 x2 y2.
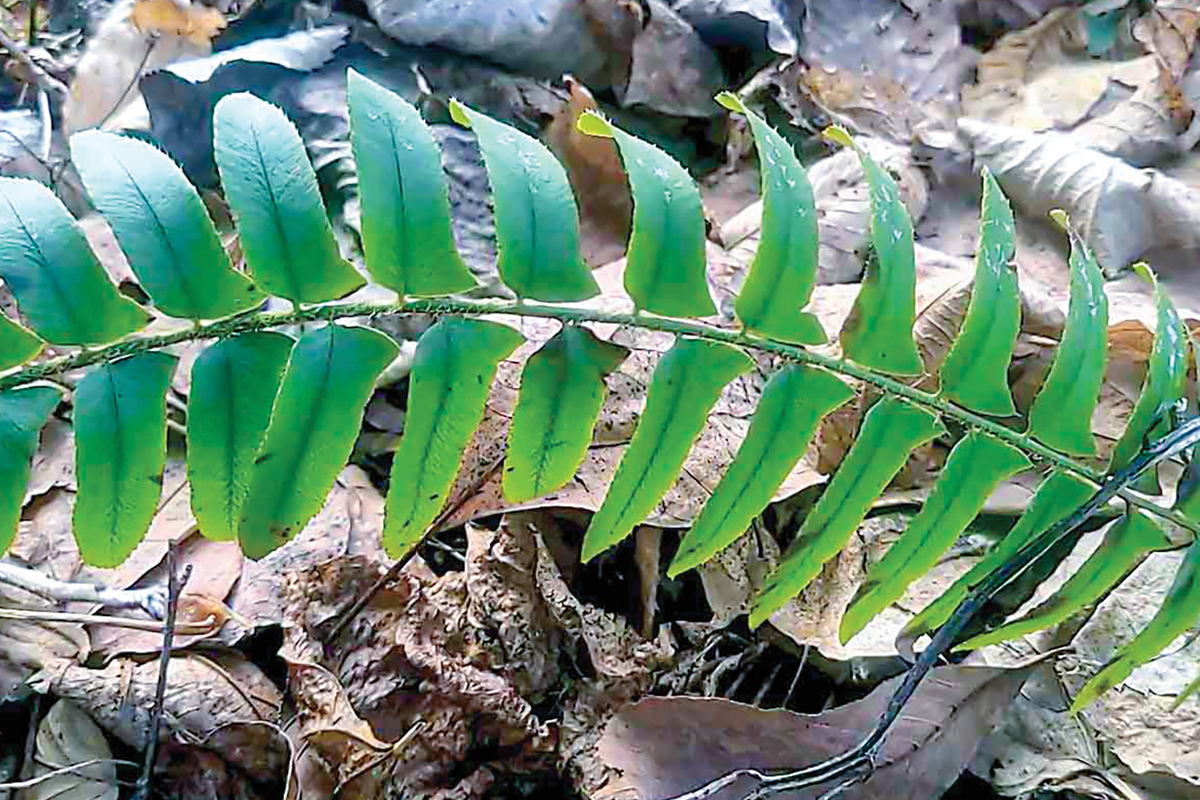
594 659 1043 800
130 0 226 45
25 700 117 800
618 0 725 118
961 118 1200 273
30 651 282 749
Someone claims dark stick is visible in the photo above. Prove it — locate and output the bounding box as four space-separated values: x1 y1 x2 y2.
133 549 192 800
666 415 1200 800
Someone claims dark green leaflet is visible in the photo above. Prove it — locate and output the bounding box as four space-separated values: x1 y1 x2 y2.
938 168 1019 416
0 177 149 345
504 326 629 502
669 365 853 577
0 314 41 371
73 353 177 567
577 112 716 318
451 100 598 302
213 93 365 305
1107 264 1188 494
346 70 476 297
188 332 294 542
238 325 398 558
383 319 524 556
70 130 264 320
0 386 60 552
824 126 922 376
716 93 824 345
581 339 753 561
957 510 1174 650
750 398 945 627
1070 537 1200 712
840 432 1031 643
1027 211 1108 456
901 469 1097 644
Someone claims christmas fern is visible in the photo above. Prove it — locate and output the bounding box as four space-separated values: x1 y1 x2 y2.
0 72 1198 722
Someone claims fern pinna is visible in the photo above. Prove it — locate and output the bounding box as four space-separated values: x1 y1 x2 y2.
0 70 1198 724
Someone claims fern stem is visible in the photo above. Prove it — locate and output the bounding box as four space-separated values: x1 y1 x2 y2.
3 297 1196 535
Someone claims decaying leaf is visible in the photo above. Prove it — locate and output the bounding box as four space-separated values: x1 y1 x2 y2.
595 659 1044 800
26 699 118 800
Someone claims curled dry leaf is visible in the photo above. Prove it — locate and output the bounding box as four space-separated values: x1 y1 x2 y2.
961 119 1200 273
594 659 1044 800
29 651 281 749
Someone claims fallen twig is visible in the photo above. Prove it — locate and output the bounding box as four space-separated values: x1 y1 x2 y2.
0 607 217 635
0 28 67 97
133 549 191 800
0 758 138 791
0 561 168 618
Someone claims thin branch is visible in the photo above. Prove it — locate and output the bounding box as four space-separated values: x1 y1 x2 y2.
3 297 1196 536
0 28 67 97
0 561 167 617
0 758 138 790
133 550 191 800
0 607 217 635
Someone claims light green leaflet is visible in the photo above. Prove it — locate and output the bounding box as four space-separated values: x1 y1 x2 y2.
669 365 853 577
188 332 294 542
958 510 1173 651
504 326 628 503
73 352 177 567
577 112 716 318
902 469 1097 644
238 325 397 558
1070 538 1200 713
1108 264 1187 494
824 126 922 376
1173 671 1200 710
450 100 599 302
213 93 365 305
0 314 41 371
383 319 524 557
1027 211 1108 456
840 432 1031 643
0 386 60 552
716 93 823 345
581 339 753 561
750 398 944 627
69 130 264 320
0 178 149 345
348 70 476 297
939 168 1019 416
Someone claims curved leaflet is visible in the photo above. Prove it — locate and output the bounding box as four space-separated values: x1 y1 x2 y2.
213 93 365 305
0 314 41 371
188 332 294 541
669 365 853 577
902 470 1097 644
383 319 524 557
716 93 823 345
1108 264 1187 493
750 398 945 627
0 178 149 345
1027 211 1108 456
1070 538 1200 712
451 100 598 302
348 71 476 298
577 112 716 318
70 130 264 320
938 168 1019 415
958 510 1173 651
840 432 1031 643
0 386 60 552
504 326 628 503
824 126 922 376
582 339 752 561
238 325 398 558
73 352 177 567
